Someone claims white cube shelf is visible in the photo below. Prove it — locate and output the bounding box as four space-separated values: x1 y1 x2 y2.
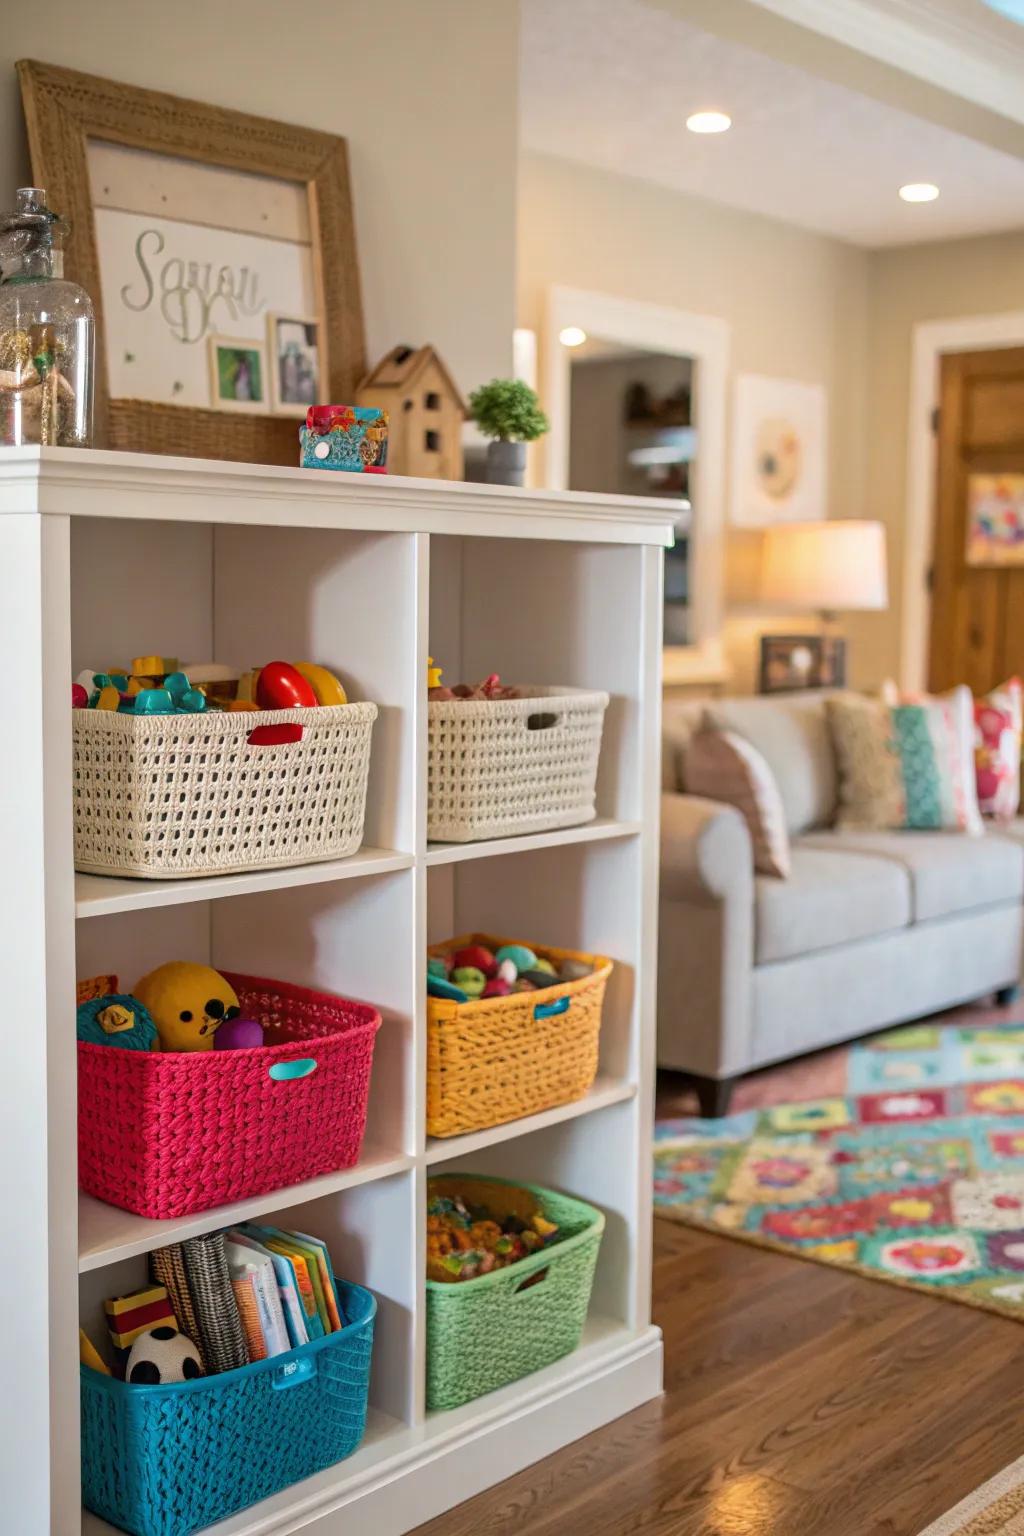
0 447 671 1536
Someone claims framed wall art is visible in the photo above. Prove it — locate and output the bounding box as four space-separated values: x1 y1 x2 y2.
18 60 365 465
965 472 1024 566
730 374 827 527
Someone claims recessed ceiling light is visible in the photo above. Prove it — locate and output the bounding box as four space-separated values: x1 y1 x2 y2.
686 111 732 135
559 326 587 347
899 182 940 203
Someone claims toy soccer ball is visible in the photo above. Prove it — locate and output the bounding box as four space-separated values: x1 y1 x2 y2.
126 1326 203 1385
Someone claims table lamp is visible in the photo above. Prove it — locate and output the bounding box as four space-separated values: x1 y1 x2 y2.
759 519 888 692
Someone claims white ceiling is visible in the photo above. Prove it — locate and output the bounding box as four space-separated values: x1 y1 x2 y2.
519 0 1024 247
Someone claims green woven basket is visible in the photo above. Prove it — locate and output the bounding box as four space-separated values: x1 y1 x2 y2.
426 1175 605 1412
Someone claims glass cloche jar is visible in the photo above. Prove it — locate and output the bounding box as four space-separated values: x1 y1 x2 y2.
0 187 94 447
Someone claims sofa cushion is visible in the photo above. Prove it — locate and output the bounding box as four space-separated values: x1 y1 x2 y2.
755 845 911 964
798 828 1024 923
703 691 838 837
990 817 1024 848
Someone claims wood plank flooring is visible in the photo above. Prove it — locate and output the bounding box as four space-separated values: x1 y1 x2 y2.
413 1220 1024 1536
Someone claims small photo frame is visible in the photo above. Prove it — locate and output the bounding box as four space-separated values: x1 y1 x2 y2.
269 314 321 416
759 633 846 695
208 337 267 414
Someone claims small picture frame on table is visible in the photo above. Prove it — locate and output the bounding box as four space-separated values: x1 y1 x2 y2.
759 633 847 694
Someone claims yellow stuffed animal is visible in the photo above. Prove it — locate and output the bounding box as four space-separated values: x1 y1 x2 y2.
133 962 241 1053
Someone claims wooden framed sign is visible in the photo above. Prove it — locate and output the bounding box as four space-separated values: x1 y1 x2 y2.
18 60 365 465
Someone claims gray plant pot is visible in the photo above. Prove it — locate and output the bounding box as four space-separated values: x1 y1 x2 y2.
486 439 527 487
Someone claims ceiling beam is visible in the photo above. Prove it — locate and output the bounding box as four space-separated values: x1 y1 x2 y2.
651 0 1024 158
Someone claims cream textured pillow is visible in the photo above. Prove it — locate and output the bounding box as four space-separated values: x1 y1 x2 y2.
685 729 791 878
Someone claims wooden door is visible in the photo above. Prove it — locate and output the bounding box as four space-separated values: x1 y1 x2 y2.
929 347 1024 694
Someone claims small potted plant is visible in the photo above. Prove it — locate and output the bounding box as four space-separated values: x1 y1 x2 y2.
469 378 549 487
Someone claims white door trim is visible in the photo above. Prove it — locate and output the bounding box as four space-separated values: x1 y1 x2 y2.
903 311 1024 693
544 285 730 685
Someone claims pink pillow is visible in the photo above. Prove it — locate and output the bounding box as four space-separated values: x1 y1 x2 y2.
684 729 791 878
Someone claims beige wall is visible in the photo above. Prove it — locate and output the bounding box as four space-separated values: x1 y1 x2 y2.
858 229 1024 686
0 0 517 396
519 151 874 692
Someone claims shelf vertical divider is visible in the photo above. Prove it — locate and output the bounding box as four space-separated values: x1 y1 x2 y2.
0 511 79 1531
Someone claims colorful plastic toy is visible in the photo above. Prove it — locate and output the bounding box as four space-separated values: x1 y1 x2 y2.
256 660 318 710
293 662 347 706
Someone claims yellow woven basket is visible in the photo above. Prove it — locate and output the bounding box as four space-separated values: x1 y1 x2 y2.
426 933 612 1138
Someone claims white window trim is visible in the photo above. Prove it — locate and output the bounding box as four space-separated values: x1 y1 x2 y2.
903 310 1024 693
544 285 730 685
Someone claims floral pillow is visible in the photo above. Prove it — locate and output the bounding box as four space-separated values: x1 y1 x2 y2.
975 677 1022 820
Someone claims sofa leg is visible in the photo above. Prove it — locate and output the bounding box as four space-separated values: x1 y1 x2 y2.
693 1075 735 1119
996 984 1022 1007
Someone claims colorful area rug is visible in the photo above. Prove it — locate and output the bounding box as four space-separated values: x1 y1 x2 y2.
655 1003 1024 1319
917 1454 1024 1534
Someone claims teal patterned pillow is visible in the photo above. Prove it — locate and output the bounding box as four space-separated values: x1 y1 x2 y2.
827 689 982 833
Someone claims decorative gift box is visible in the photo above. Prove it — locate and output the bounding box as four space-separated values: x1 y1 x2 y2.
299 404 388 473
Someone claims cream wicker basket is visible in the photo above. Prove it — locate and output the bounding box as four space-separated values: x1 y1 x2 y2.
73 702 377 878
427 686 609 843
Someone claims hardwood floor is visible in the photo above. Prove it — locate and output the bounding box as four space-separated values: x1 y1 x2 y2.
413 1219 1024 1536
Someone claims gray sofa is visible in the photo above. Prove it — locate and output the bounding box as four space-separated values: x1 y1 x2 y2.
659 691 1024 1115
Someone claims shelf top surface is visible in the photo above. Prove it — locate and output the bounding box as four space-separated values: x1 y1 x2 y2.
0 446 678 545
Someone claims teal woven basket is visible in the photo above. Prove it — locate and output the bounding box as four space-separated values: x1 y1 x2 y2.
426 1176 604 1412
81 1281 375 1536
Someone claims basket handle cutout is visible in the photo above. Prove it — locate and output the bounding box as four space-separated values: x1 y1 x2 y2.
526 711 559 731
269 1058 318 1082
247 723 304 747
271 1356 317 1389
534 997 570 1021
515 1267 549 1294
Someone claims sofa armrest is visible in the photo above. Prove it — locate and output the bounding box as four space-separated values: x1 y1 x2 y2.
660 792 753 905
658 792 755 1081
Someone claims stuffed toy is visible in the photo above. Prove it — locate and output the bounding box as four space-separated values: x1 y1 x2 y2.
133 962 241 1052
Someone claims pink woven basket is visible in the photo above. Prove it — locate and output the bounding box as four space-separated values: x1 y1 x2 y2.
78 972 381 1220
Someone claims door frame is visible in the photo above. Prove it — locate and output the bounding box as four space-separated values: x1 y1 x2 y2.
543 285 730 687
904 311 1024 692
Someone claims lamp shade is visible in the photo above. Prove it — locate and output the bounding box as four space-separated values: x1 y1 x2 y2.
761 520 888 612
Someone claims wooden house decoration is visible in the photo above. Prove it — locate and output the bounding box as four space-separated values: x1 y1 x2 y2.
356 345 466 480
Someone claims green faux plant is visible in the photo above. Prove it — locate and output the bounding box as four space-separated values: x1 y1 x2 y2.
469 379 550 443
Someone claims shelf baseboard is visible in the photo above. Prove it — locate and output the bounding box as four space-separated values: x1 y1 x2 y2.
82 1318 663 1536
74 847 415 919
425 1076 637 1164
78 1147 413 1273
425 817 641 866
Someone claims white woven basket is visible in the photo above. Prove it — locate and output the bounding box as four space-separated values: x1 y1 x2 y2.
73 702 377 878
427 686 609 843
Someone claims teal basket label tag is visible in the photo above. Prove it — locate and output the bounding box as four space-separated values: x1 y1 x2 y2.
272 1356 317 1390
